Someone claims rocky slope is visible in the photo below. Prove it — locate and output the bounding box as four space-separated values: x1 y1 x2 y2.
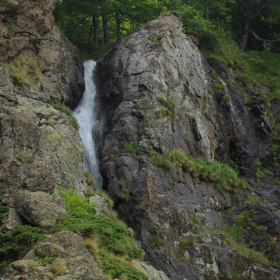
98 14 280 279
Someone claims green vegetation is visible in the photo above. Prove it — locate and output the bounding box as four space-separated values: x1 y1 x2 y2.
118 179 130 201
256 167 274 185
0 225 45 263
156 96 177 121
83 171 96 189
124 144 251 194
125 143 139 158
54 188 146 279
110 153 120 162
0 205 9 221
152 150 251 193
46 99 79 131
99 254 148 280
216 210 274 267
177 236 198 262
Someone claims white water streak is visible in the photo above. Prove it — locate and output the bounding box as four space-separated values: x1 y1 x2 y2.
74 60 103 189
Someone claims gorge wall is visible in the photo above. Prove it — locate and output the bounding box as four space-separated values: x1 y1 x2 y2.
98 14 280 279
1 0 280 279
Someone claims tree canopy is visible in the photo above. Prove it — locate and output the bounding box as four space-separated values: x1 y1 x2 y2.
53 0 280 55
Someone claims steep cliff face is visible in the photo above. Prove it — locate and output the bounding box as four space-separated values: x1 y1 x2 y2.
0 0 84 108
99 15 280 279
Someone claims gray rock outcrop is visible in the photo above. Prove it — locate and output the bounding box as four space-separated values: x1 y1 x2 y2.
99 14 280 279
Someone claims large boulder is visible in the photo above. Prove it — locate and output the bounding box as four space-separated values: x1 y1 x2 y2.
2 231 107 280
99 14 280 279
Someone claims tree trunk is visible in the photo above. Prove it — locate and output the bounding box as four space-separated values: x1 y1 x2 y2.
102 13 109 44
241 19 249 51
93 14 99 50
115 11 121 41
87 17 94 53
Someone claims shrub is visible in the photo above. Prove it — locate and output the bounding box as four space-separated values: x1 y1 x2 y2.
54 189 143 261
99 254 148 280
0 205 9 220
0 225 45 263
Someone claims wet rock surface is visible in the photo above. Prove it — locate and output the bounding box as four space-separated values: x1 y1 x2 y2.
99 15 280 279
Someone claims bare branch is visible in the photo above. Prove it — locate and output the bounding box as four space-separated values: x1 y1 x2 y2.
249 29 280 42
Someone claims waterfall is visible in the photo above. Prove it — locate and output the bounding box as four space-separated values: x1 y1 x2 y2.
220 79 244 135
73 60 103 189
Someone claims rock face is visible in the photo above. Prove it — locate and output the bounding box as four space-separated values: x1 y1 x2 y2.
0 66 88 239
2 231 107 280
0 0 85 108
99 15 280 279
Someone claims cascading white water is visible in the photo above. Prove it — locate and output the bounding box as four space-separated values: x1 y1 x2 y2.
73 60 103 189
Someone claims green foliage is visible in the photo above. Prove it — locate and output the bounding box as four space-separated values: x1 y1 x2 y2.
83 171 96 189
0 205 9 220
118 179 130 201
57 187 95 215
54 189 143 261
156 96 177 121
244 195 259 205
110 153 120 162
125 143 139 158
46 99 79 131
99 254 148 280
256 168 274 185
0 225 44 263
149 235 165 248
217 210 271 267
151 150 251 193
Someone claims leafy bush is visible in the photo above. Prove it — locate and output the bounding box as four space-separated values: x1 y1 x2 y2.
0 205 9 220
99 254 148 280
54 188 143 261
0 225 45 263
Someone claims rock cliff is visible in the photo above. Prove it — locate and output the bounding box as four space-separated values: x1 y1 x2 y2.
99 15 280 279
0 0 85 108
1 1 280 278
